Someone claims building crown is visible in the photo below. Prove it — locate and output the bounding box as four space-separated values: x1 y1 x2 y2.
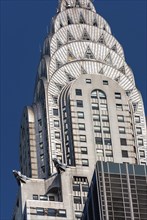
58 0 96 12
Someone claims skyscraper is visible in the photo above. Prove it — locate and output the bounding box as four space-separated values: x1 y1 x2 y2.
13 0 147 219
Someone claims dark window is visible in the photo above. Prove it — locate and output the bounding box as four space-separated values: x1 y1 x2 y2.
76 100 83 107
48 208 56 216
122 150 128 158
49 196 55 201
120 138 127 146
76 89 82 96
74 196 81 204
104 138 112 145
82 184 89 192
95 137 103 145
73 184 80 191
33 194 38 200
53 108 58 116
103 80 108 85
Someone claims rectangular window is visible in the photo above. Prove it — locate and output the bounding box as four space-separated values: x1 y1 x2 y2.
36 208 44 216
115 92 121 99
76 100 83 107
93 114 100 121
97 149 103 156
100 103 107 110
55 132 60 139
99 91 106 99
38 119 42 127
94 125 101 133
48 208 56 216
136 127 142 134
82 184 89 192
119 127 126 134
104 138 112 145
81 147 88 154
76 89 82 96
56 143 61 150
138 139 143 146
102 115 109 122
74 196 81 204
120 138 127 146
103 80 108 85
53 108 58 116
75 211 82 218
116 104 123 111
103 126 110 133
54 120 59 127
58 210 66 217
82 159 89 166
106 150 113 157
117 115 124 122
95 137 103 145
135 116 140 123
73 184 80 191
86 79 91 84
77 111 84 119
40 195 48 201
122 150 128 158
79 135 86 142
33 194 38 200
49 196 55 201
139 150 145 158
92 103 99 110
78 123 85 130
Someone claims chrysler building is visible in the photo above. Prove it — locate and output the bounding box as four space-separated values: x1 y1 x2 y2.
13 0 147 219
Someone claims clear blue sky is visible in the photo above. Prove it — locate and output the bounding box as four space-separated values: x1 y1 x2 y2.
0 0 146 219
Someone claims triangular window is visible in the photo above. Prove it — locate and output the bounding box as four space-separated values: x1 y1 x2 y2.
57 38 63 49
60 21 63 28
82 28 91 41
104 53 112 65
81 66 87 74
56 59 63 69
119 65 125 74
93 18 98 27
87 3 91 10
79 13 86 24
99 68 104 74
115 76 120 83
68 49 76 61
67 30 75 41
126 89 133 97
66 72 75 81
66 1 73 9
67 14 73 25
103 25 106 31
55 83 64 91
98 34 106 45
85 46 95 59
111 44 117 53
132 102 138 112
